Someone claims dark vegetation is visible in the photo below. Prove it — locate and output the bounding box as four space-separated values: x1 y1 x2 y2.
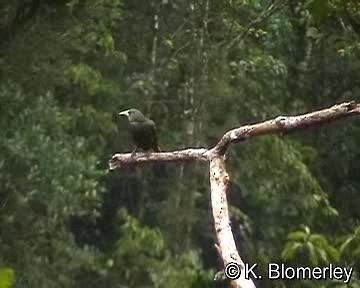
0 0 360 287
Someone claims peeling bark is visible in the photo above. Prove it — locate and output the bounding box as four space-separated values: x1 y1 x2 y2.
210 157 256 288
110 101 360 288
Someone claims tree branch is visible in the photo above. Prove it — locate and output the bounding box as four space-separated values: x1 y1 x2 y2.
211 101 360 156
210 156 256 288
111 101 360 166
109 148 208 170
109 101 360 288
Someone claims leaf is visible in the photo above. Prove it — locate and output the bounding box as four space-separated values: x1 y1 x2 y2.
315 246 329 264
287 231 307 242
303 226 311 236
309 234 328 248
325 246 340 263
0 268 15 288
281 242 302 261
306 242 319 266
339 236 354 254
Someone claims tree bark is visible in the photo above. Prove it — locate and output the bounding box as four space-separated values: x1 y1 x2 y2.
110 101 360 288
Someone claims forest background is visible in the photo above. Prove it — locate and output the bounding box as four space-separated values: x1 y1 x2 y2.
0 0 360 287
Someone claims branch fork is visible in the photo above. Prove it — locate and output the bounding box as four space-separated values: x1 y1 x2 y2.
109 101 360 288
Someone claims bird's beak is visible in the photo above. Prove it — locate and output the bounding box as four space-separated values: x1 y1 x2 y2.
118 110 130 117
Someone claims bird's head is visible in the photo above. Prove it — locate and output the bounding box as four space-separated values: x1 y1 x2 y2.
118 108 146 122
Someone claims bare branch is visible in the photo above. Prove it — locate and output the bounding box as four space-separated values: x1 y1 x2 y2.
210 157 256 288
109 101 360 288
111 101 360 167
211 101 360 156
109 148 208 170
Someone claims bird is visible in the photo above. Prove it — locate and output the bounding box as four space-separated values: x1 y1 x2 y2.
118 108 161 156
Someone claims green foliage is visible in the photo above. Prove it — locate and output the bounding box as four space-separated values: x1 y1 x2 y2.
0 83 105 287
282 226 340 266
0 268 14 288
340 226 360 263
0 0 360 287
109 210 213 288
